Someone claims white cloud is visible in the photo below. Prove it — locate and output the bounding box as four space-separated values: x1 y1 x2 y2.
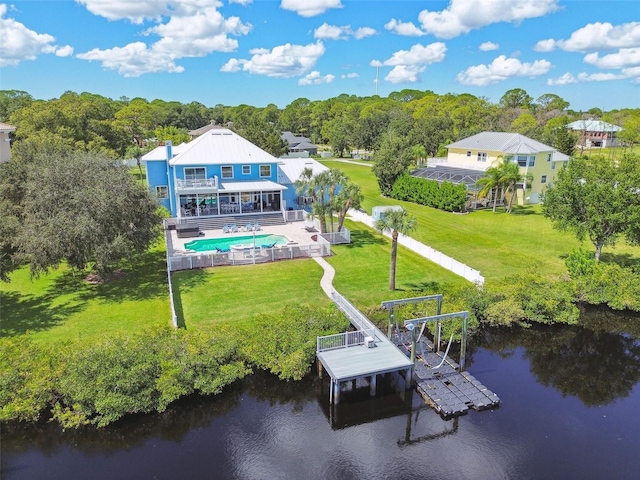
583 48 640 69
77 42 185 76
380 42 447 67
385 65 425 84
0 4 72 66
479 41 499 51
353 27 376 40
314 23 350 40
577 72 624 81
551 22 640 52
221 41 325 78
298 71 335 85
417 0 560 39
76 3 251 76
456 54 552 86
546 72 577 85
533 38 556 52
313 23 376 40
76 0 220 24
280 0 342 18
229 0 252 5
371 43 446 84
384 19 425 37
341 72 359 79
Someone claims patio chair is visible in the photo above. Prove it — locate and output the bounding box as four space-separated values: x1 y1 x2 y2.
223 224 230 234
245 223 253 232
254 222 261 231
231 223 238 233
261 242 277 249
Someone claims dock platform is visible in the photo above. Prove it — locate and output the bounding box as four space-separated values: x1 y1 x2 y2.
397 334 500 417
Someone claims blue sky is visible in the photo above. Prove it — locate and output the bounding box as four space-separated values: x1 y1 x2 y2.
1 0 638 111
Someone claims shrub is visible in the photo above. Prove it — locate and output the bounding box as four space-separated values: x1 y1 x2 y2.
390 174 467 212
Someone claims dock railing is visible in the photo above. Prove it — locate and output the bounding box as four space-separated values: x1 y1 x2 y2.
317 331 366 352
330 290 380 342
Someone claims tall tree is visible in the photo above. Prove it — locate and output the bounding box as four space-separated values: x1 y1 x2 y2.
372 130 413 196
17 151 163 277
295 168 332 233
374 208 417 290
499 88 533 110
542 154 640 260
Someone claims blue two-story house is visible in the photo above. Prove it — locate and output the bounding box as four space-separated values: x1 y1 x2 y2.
142 127 327 219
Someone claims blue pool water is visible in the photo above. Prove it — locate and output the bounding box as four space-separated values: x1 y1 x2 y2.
184 234 288 252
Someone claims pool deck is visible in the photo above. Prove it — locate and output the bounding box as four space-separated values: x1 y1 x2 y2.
170 222 319 254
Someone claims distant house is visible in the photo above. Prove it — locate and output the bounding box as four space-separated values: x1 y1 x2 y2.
188 121 220 140
0 122 16 163
281 131 318 157
566 119 622 148
142 127 328 219
413 132 570 205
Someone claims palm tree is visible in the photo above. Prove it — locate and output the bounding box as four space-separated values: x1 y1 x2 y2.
500 160 533 213
374 208 417 290
476 164 504 212
295 168 332 233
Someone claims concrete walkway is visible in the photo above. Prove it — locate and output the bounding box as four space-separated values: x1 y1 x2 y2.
313 256 335 298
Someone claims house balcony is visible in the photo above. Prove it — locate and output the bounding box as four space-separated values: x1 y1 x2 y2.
176 177 218 192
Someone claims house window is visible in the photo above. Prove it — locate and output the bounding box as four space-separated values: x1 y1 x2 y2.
477 152 487 162
184 167 206 181
551 162 556 170
547 153 552 162
517 155 536 167
466 151 472 157
221 165 233 179
156 186 168 199
260 164 271 177
242 165 251 175
541 175 547 184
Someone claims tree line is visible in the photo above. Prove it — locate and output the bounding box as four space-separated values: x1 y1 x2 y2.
2 88 640 162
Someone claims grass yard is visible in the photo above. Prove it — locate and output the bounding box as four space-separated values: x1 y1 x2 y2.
322 160 640 281
326 219 467 310
171 259 330 329
0 245 170 343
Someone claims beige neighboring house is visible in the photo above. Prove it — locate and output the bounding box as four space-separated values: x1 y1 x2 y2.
417 132 570 205
566 119 622 148
0 122 16 163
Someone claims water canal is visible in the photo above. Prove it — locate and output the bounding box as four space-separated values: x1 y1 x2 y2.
2 309 639 480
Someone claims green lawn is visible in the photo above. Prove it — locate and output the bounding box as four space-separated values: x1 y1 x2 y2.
1 246 170 343
171 259 330 329
326 219 466 309
322 159 640 281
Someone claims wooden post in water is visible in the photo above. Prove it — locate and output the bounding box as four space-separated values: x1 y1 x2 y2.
370 374 377 396
317 360 323 378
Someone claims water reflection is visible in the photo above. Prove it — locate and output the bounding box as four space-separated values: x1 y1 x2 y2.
478 308 640 406
3 311 640 480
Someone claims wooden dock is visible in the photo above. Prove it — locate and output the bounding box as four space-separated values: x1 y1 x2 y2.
397 334 500 417
317 292 499 416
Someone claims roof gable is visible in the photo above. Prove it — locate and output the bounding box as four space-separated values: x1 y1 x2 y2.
169 128 278 166
447 132 556 155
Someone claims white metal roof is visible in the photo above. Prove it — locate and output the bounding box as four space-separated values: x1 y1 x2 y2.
169 128 278 166
277 157 329 184
141 143 187 162
447 132 557 155
220 180 286 192
566 119 622 132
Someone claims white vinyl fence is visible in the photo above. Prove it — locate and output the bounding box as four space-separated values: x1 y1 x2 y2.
348 209 484 286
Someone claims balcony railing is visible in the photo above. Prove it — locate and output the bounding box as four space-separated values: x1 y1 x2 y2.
176 177 218 190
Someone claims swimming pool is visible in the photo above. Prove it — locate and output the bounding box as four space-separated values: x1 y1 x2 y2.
183 234 289 252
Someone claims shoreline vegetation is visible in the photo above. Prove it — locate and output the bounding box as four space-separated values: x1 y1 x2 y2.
3 160 640 428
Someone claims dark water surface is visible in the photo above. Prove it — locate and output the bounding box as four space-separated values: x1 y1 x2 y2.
3 313 640 480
